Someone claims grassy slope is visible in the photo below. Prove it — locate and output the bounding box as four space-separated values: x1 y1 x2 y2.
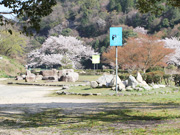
0 56 25 77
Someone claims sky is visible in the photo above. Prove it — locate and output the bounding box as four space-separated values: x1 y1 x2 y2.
0 4 16 19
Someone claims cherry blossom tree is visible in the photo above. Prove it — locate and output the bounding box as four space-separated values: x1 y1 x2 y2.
133 27 148 35
28 35 95 69
162 37 180 66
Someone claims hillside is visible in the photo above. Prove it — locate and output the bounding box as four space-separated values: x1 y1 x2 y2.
27 0 180 53
0 56 25 77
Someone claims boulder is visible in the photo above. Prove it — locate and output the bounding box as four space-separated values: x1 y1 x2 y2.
90 81 98 88
128 75 139 88
136 72 148 86
122 80 128 87
152 85 160 89
142 85 152 90
62 72 79 82
26 70 31 76
109 76 125 91
136 72 143 83
96 74 114 87
25 73 36 82
21 74 26 79
58 69 75 80
15 76 23 81
40 69 58 81
35 75 43 81
126 86 133 91
40 69 57 77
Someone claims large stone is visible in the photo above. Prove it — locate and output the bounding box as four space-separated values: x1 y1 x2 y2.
62 72 79 82
25 73 36 82
96 74 114 87
15 76 23 81
90 81 98 88
26 70 31 76
21 74 26 79
40 69 58 81
58 69 75 80
122 80 128 87
128 75 139 88
142 85 152 90
109 76 125 90
136 72 148 86
40 69 57 77
35 75 43 81
136 72 143 83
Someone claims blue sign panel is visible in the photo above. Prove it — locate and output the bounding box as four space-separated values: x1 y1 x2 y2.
110 27 122 46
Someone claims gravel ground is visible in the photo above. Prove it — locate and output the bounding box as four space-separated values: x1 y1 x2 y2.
0 80 177 134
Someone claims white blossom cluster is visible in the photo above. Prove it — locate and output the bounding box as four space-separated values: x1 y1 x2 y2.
28 35 95 69
133 27 148 34
162 37 180 66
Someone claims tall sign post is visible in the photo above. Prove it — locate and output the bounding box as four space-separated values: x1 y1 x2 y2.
92 54 100 73
110 27 123 94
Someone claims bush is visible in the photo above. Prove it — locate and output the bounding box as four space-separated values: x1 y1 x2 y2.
173 74 180 86
146 66 164 72
145 71 164 84
163 74 171 85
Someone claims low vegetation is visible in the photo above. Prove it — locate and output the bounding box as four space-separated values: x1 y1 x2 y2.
0 56 25 77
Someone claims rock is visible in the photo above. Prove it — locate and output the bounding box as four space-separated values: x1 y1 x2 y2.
35 75 43 81
48 76 58 81
15 76 23 81
58 69 74 78
111 87 116 90
118 84 126 91
142 85 152 90
136 72 143 83
128 75 139 88
26 70 31 76
96 74 114 87
40 69 58 81
122 80 128 87
82 93 93 96
136 72 149 86
41 69 57 76
152 85 160 89
134 87 143 91
90 81 98 88
158 85 166 88
109 76 126 91
126 86 133 91
140 81 149 86
62 72 79 82
62 85 70 90
25 73 36 82
96 93 102 96
21 74 26 79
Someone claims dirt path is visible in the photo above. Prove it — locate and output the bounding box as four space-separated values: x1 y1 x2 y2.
0 83 105 111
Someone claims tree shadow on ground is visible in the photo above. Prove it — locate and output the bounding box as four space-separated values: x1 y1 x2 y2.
0 101 180 129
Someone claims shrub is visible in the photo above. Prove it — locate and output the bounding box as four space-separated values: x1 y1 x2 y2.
145 71 164 84
163 74 171 85
173 74 180 86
